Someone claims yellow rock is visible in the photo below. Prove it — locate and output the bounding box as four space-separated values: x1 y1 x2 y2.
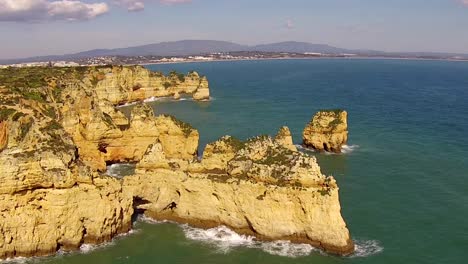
192 76 210 101
303 110 348 153
91 66 210 104
0 66 354 259
127 133 354 255
0 121 7 151
0 178 133 259
274 126 297 151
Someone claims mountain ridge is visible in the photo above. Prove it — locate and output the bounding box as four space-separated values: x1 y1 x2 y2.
2 40 468 64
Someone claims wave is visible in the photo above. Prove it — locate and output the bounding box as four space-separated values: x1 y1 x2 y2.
296 144 359 155
180 224 382 258
116 101 138 108
182 225 315 258
1 219 383 262
341 144 360 154
0 229 139 263
106 163 135 178
68 229 139 255
137 215 173 225
350 239 384 258
143 96 160 103
0 257 29 264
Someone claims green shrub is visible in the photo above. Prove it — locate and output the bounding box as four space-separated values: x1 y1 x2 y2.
0 108 16 121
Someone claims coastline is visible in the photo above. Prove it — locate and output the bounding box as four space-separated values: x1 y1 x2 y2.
137 56 468 67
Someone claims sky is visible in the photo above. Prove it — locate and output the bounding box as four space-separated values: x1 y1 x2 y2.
1 0 468 59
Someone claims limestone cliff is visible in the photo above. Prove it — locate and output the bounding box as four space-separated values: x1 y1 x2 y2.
303 110 348 153
89 67 210 104
0 66 353 259
0 67 134 258
125 131 353 255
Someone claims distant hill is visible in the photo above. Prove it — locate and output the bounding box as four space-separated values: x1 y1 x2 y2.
2 40 468 64
251 41 353 54
72 40 248 57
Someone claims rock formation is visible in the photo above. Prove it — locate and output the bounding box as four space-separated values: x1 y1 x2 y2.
274 126 297 152
88 67 210 104
0 66 353 259
303 110 348 153
124 131 353 254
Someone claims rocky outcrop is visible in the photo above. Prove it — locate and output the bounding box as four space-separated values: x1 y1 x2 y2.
0 66 353 259
60 81 199 171
0 69 134 258
192 76 210 101
274 126 297 151
89 67 210 104
303 110 348 153
0 177 132 258
126 131 353 255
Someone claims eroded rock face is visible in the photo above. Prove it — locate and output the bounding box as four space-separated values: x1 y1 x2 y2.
0 121 7 151
60 83 199 171
0 67 353 259
303 110 348 153
0 67 135 259
128 128 354 255
90 67 210 104
192 76 210 101
0 178 133 258
274 126 297 152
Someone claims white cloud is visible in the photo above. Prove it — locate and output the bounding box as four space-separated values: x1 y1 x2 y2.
115 0 192 12
0 0 109 22
48 1 109 21
115 0 144 12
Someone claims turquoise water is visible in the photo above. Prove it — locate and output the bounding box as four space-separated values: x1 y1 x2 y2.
17 59 468 263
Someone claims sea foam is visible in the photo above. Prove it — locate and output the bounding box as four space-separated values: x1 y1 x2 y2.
296 144 360 155
341 144 360 154
350 239 384 258
0 229 139 263
105 163 135 178
181 225 315 258
179 224 382 258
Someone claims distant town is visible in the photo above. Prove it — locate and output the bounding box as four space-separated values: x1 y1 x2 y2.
1 51 467 68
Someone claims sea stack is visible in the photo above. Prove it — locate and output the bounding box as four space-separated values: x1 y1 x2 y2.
0 66 353 259
303 110 348 153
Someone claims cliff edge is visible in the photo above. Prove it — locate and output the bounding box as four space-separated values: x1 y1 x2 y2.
0 66 353 259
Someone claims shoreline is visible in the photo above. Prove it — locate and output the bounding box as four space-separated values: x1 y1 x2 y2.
137 56 468 67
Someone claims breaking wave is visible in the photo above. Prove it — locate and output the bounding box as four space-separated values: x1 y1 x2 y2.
341 144 360 154
182 225 315 258
76 229 139 254
0 229 139 263
0 220 383 263
350 239 384 258
180 224 383 258
144 96 193 103
296 144 359 155
106 163 136 178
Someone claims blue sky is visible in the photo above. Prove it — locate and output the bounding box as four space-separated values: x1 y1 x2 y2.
1 0 468 59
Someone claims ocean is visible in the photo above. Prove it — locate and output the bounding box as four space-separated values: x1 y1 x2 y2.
11 59 468 263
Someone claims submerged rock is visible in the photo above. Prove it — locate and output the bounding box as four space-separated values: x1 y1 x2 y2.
302 110 348 153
